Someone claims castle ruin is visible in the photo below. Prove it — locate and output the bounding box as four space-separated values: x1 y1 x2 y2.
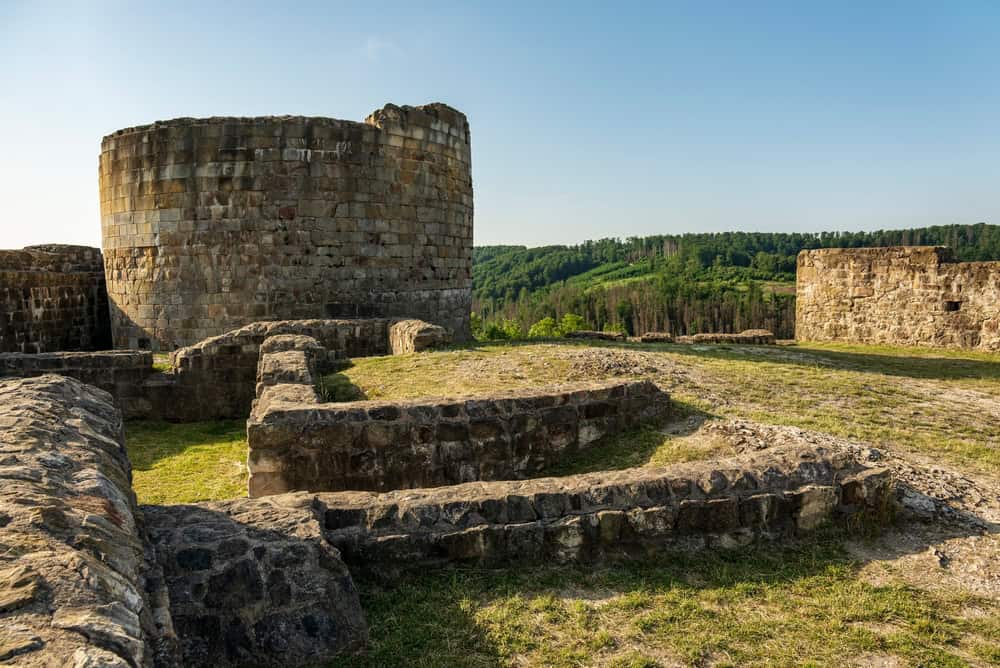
99 103 473 350
0 104 915 667
796 246 1000 350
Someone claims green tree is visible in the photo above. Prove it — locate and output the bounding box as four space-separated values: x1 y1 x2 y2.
557 313 586 335
528 316 558 338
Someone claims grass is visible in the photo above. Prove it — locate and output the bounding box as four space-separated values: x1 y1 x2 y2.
152 352 172 373
317 370 367 402
331 532 999 667
341 340 1000 475
122 340 1000 665
126 339 1000 502
125 420 247 504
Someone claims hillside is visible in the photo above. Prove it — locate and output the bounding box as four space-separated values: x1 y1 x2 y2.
472 223 1000 339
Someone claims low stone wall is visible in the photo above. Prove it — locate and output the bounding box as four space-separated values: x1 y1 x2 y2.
675 329 776 345
155 318 447 421
0 318 449 423
142 494 367 667
0 350 155 419
638 332 674 343
0 244 111 353
248 336 671 497
566 330 626 341
318 444 892 573
0 375 152 665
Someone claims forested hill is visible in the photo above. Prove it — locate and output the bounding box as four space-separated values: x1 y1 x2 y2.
471 223 1000 340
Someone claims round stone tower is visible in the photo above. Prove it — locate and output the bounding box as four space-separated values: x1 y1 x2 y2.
99 103 472 350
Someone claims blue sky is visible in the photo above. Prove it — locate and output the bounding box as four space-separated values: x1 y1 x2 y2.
2 1 998 248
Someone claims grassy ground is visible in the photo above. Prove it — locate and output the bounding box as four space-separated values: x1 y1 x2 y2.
339 340 1000 475
124 340 1000 666
332 532 998 668
125 420 247 504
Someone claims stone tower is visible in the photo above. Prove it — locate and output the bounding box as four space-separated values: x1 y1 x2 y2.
99 103 472 350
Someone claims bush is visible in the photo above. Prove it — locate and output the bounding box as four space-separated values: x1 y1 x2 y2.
528 317 558 338
480 318 523 341
557 313 586 335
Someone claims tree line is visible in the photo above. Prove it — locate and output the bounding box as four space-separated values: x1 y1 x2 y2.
472 223 1000 340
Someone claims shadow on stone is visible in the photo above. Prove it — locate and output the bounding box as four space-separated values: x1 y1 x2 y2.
142 495 367 667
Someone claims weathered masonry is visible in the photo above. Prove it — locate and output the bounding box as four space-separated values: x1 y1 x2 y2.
248 334 671 496
0 244 110 353
796 246 1000 351
100 102 473 351
0 373 894 667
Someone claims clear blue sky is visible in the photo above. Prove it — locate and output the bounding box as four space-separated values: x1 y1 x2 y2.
2 1 998 249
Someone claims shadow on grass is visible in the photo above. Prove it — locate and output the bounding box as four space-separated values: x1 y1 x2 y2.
330 527 995 668
546 400 718 477
317 371 369 402
125 419 246 471
461 337 1000 383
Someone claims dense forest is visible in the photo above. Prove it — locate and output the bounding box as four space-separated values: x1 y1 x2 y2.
472 223 1000 340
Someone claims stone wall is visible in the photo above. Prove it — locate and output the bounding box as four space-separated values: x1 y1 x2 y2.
796 247 1000 350
0 318 448 423
0 244 111 353
0 350 154 419
142 495 367 666
248 336 671 496
153 318 446 422
675 329 776 345
317 443 892 573
0 375 152 665
100 102 473 351
0 374 898 666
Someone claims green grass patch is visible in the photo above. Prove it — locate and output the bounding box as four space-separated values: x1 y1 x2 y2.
342 340 1000 474
331 533 997 667
151 353 173 373
126 420 247 504
317 372 367 402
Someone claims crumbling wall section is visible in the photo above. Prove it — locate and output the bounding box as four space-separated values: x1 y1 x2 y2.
796 247 1000 350
152 318 445 421
142 494 367 667
0 244 111 353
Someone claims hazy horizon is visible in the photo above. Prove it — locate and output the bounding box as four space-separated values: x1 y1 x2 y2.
3 1 998 249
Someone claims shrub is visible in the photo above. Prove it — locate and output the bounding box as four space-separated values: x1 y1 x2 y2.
528 316 558 338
